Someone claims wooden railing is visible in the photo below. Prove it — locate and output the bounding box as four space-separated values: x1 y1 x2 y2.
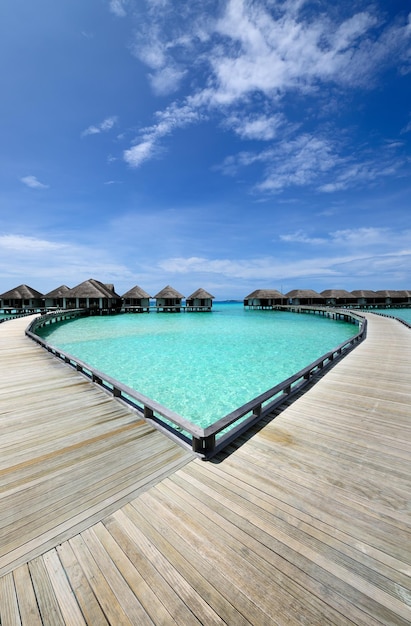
0 311 45 324
26 309 367 459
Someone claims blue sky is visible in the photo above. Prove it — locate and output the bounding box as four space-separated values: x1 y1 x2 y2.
0 0 410 299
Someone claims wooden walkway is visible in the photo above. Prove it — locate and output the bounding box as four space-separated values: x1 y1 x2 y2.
1 313 410 624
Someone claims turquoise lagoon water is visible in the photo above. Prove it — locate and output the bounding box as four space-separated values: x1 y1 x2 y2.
374 308 411 324
37 303 359 428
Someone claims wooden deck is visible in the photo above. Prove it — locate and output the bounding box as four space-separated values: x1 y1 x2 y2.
1 313 410 624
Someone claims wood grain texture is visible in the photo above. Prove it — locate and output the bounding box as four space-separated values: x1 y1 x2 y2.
1 312 410 624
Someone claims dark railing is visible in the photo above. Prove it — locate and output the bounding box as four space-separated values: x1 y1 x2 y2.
0 310 45 323
26 309 367 459
369 310 411 329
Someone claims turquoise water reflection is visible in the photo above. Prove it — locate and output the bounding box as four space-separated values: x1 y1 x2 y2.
38 303 357 428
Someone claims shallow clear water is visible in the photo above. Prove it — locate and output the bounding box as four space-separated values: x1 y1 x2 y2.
38 303 358 427
375 308 411 324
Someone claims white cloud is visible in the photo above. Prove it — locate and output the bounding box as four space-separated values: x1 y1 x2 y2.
20 175 49 189
318 153 405 192
124 139 156 167
149 66 187 96
124 102 203 167
226 112 285 140
156 248 411 284
0 233 133 288
279 227 411 251
81 116 118 137
280 231 327 245
0 234 60 252
401 118 411 134
109 0 128 17
124 1 411 174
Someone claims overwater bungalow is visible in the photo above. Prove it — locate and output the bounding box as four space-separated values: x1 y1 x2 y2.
154 285 184 312
42 285 71 310
350 290 378 307
121 285 151 313
394 290 411 304
243 289 284 309
65 279 122 313
320 289 356 307
285 289 324 305
0 284 44 311
185 288 215 311
374 290 411 306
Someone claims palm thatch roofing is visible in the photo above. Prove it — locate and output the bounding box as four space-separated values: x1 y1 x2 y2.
320 289 355 299
285 289 323 299
375 290 408 298
122 285 151 299
350 290 377 298
43 285 71 298
0 284 43 299
392 290 411 298
67 279 120 299
245 289 284 299
154 285 185 299
187 288 215 300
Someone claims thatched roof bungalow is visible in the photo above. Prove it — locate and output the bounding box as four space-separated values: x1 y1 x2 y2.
186 288 215 311
154 285 184 312
350 290 378 306
320 289 356 306
0 284 43 310
393 290 411 304
285 289 324 305
244 289 284 309
65 279 122 313
122 285 151 313
374 290 411 306
43 285 71 309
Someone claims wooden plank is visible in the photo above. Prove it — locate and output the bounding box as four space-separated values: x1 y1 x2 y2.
102 513 222 625
43 549 87 626
0 311 410 624
56 542 110 626
12 564 42 626
170 463 411 624
116 504 252 626
28 557 65 626
68 534 148 626
0 573 21 626
0 317 193 576
91 522 185 625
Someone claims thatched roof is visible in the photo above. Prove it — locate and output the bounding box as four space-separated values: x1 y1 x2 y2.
154 285 185 299
67 279 120 299
187 288 215 300
245 289 283 299
320 289 354 298
392 290 411 298
0 284 43 299
285 289 323 298
43 285 71 298
375 290 406 297
350 290 377 298
122 285 151 299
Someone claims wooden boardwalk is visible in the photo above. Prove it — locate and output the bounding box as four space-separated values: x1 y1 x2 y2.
1 313 410 624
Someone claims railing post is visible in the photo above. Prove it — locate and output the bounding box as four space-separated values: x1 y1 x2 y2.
192 434 216 457
144 406 154 419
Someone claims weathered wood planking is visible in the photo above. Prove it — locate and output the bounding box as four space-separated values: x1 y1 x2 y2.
0 315 194 578
1 312 410 624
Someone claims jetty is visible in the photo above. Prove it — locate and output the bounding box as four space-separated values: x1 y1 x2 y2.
0 313 410 624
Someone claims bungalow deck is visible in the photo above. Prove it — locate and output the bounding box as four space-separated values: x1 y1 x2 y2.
0 313 410 624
